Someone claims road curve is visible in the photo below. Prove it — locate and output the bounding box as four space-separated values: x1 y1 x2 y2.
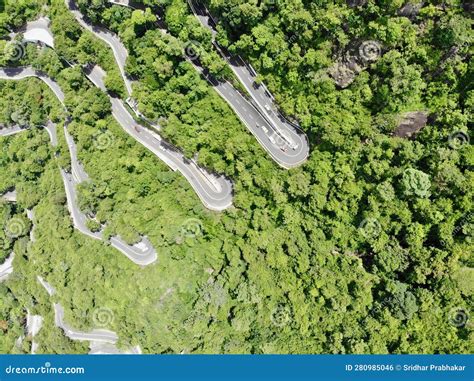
54 303 118 343
65 0 133 96
0 67 65 102
62 2 234 209
62 167 159 265
187 0 309 168
54 302 141 353
0 68 102 239
1 122 57 145
0 66 159 264
37 279 136 353
44 121 58 146
61 169 103 241
87 64 233 211
108 0 306 168
190 61 308 168
0 253 15 282
24 17 55 48
8 17 55 49
0 125 28 137
64 2 233 210
110 236 157 267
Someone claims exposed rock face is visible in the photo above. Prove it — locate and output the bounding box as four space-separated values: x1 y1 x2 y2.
329 40 382 88
397 2 424 19
346 0 368 7
393 111 429 138
463 0 474 14
328 60 358 88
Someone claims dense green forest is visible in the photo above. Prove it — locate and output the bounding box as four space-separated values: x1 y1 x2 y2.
0 0 472 354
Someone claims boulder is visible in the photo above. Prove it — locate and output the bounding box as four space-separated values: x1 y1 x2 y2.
393 111 429 138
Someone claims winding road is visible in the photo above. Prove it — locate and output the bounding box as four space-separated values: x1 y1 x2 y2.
65 0 133 95
54 303 141 353
0 67 65 101
107 0 308 168
86 63 233 212
186 0 309 168
21 12 234 211
60 169 102 241
1 122 57 144
54 303 118 343
36 276 139 353
0 66 158 265
190 61 308 168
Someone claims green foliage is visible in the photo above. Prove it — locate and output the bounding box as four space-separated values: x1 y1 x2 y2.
0 0 471 355
401 168 431 198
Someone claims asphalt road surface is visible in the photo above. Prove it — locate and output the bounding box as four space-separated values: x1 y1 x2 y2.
0 125 27 137
191 61 308 168
61 168 159 265
187 0 310 168
63 123 90 183
110 236 157 267
87 65 233 211
0 67 65 102
65 4 234 211
23 17 55 48
0 253 14 282
38 285 138 353
45 121 58 146
37 275 56 296
54 303 141 353
54 303 118 343
0 67 159 264
60 169 103 241
68 1 304 168
0 122 57 146
65 0 133 96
